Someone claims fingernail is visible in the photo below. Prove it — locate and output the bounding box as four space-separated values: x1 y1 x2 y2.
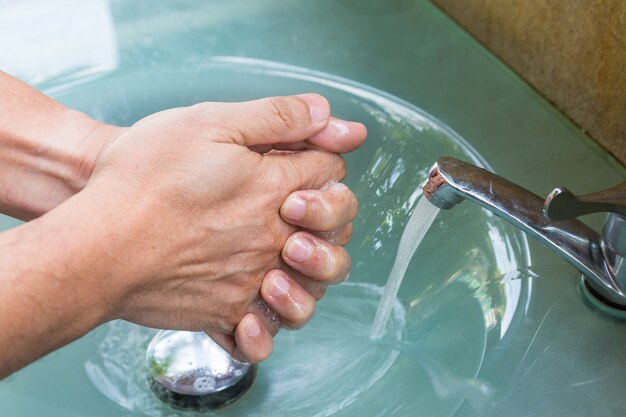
286 237 313 263
270 274 290 298
282 196 306 221
244 317 261 337
330 182 348 193
296 94 329 124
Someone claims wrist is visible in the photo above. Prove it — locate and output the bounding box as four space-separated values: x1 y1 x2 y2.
0 71 127 220
0 108 126 220
0 192 116 376
63 110 127 189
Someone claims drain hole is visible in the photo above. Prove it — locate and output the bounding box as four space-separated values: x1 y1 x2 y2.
149 366 256 412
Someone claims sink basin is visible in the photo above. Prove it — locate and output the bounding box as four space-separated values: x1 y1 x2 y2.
0 59 532 416
1 1 625 416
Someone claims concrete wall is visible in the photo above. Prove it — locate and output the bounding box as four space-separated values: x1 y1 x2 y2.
433 0 626 166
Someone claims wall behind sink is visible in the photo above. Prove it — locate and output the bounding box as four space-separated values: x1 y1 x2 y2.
432 0 626 166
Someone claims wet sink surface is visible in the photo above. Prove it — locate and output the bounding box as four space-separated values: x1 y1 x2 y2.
0 60 531 417
1 1 626 416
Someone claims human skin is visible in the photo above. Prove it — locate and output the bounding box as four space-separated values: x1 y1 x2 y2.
0 72 366 378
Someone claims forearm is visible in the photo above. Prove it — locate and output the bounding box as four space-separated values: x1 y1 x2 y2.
0 188 117 378
0 71 121 220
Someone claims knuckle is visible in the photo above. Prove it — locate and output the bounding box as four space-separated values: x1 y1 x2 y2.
325 154 347 181
338 156 347 179
312 202 335 231
183 103 244 142
348 192 359 220
330 247 351 283
328 188 357 224
327 224 352 246
280 286 316 328
266 96 308 131
260 228 284 254
258 163 287 200
284 302 316 330
291 275 327 301
319 217 336 232
316 244 342 283
341 223 354 245
344 251 352 276
266 163 285 188
184 103 217 126
258 217 290 253
280 157 307 190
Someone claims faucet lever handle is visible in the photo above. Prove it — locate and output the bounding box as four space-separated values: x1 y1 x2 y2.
544 182 626 220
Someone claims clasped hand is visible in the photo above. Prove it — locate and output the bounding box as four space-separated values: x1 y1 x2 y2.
87 94 366 362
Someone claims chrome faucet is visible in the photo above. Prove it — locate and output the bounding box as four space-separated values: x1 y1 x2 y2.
423 157 626 308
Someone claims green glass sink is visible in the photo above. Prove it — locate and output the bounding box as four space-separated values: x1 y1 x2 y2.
1 1 625 416
0 59 531 417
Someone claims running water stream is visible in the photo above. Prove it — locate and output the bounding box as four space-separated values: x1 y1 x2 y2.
370 196 440 339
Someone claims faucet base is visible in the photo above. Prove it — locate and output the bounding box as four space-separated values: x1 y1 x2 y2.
149 365 256 412
579 276 626 320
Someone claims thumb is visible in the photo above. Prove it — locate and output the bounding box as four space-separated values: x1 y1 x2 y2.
196 94 331 147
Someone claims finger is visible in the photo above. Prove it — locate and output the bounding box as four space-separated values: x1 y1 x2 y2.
260 270 316 330
315 222 353 246
249 142 306 153
249 117 367 154
307 117 367 153
290 273 327 300
204 330 237 358
275 263 327 300
234 313 274 363
204 302 279 362
250 298 281 336
199 94 330 147
280 182 358 231
205 314 274 364
282 231 351 284
267 149 346 191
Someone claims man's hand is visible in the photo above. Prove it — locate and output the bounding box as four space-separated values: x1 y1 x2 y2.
88 94 365 362
0 92 366 377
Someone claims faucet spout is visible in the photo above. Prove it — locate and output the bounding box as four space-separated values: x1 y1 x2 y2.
423 157 626 307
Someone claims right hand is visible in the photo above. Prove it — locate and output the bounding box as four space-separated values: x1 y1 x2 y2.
84 94 365 362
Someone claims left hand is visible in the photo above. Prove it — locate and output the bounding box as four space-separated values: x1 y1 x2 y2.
209 179 360 361
0 69 367 364
83 94 365 363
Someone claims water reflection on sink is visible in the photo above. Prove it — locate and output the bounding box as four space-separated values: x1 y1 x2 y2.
0 59 533 417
